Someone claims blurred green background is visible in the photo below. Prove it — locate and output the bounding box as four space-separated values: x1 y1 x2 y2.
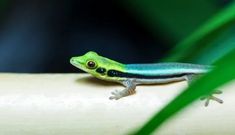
128 0 235 134
0 0 233 73
1 1 235 134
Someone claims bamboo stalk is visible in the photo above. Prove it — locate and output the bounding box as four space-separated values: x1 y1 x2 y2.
0 73 233 135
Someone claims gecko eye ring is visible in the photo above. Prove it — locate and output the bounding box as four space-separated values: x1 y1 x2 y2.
86 60 97 69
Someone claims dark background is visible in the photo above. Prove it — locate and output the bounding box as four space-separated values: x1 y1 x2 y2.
0 0 229 73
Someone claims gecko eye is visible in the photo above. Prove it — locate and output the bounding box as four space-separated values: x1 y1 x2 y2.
86 60 97 69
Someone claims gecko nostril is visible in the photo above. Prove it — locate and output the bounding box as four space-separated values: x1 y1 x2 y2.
70 58 76 63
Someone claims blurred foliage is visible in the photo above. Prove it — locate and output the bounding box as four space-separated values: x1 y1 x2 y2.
126 0 235 135
0 0 10 27
0 0 8 15
123 0 219 42
133 48 235 135
164 2 235 63
193 26 235 64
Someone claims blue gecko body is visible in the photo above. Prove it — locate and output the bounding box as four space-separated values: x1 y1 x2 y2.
125 63 211 76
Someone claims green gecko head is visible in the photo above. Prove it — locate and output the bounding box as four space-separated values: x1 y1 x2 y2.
70 51 125 82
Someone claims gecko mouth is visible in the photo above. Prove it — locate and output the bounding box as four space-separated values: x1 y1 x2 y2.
71 62 82 69
70 58 83 69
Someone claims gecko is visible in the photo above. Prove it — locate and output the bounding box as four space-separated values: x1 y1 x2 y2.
70 51 223 106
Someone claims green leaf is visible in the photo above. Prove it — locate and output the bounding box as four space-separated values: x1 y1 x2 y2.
132 48 235 135
163 2 235 62
192 26 235 64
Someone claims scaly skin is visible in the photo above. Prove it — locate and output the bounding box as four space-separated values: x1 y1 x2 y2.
70 51 126 83
70 51 223 106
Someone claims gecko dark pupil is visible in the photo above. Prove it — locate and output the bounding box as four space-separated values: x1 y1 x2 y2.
87 61 96 68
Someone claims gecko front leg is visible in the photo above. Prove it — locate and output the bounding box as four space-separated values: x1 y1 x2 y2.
109 80 136 100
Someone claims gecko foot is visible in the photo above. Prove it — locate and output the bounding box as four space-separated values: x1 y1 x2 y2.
109 87 136 100
109 90 124 100
200 90 223 107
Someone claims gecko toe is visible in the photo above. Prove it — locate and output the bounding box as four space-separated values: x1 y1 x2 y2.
211 96 223 104
200 91 223 107
214 90 223 94
109 96 116 100
111 90 119 95
200 96 207 100
109 90 122 100
109 96 120 100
